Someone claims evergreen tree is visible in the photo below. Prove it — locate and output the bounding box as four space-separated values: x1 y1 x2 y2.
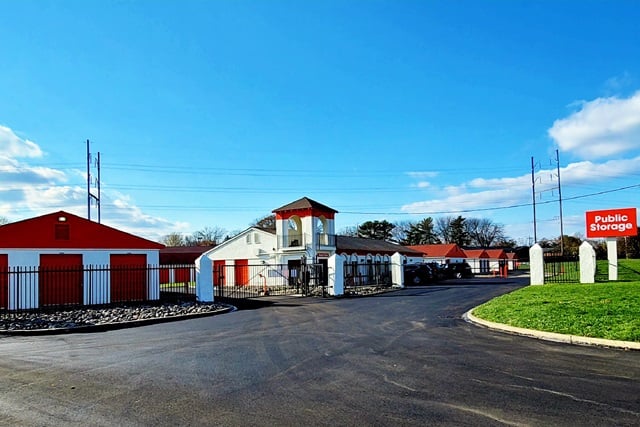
357 220 395 241
404 217 439 245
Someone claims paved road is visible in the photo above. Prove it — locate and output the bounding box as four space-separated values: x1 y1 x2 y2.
1 277 639 426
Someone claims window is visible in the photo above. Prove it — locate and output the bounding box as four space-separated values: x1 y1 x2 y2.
246 234 252 244
55 224 69 240
254 233 261 244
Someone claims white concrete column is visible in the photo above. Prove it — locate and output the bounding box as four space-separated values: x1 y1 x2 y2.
327 254 344 296
529 244 544 285
607 238 618 281
579 241 596 284
195 256 214 302
391 253 404 288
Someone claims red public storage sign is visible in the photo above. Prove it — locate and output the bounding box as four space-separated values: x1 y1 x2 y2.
585 208 638 238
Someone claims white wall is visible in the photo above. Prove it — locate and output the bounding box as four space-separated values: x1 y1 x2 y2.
203 229 276 263
3 248 160 309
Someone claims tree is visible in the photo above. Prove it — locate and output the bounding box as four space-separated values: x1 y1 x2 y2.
391 220 414 244
186 226 226 246
0 216 8 226
338 225 358 237
449 216 470 246
252 214 276 230
435 216 454 243
618 229 640 259
404 217 439 245
357 220 395 241
465 217 506 248
162 232 185 247
436 215 469 245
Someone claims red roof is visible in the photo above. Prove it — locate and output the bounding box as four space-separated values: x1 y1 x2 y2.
463 249 490 259
0 211 164 250
485 249 508 259
272 197 337 220
407 244 467 258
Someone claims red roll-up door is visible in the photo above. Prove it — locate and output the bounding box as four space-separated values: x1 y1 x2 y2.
234 259 248 286
0 254 8 309
175 267 191 283
213 260 226 286
110 254 147 303
39 254 83 307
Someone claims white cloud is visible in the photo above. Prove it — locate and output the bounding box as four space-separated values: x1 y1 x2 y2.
548 91 640 159
0 124 188 241
0 125 43 159
401 157 640 216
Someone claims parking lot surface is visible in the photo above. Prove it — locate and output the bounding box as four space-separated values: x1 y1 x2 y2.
1 277 639 426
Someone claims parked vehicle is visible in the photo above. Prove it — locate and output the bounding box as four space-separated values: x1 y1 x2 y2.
403 263 436 285
426 262 446 280
443 262 473 279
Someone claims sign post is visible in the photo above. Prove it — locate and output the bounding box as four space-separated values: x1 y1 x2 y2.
585 208 638 281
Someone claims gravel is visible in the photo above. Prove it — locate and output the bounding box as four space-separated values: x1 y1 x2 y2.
0 302 228 331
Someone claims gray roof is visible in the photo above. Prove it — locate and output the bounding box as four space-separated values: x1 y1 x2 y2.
336 236 421 256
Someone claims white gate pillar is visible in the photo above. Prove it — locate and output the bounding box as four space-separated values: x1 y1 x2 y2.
606 238 618 281
327 254 344 296
529 244 544 285
391 252 404 288
195 255 214 302
579 241 596 284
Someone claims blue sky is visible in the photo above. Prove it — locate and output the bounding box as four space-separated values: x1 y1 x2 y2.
2 0 640 243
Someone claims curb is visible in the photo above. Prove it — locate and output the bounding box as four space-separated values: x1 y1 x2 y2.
0 305 235 336
463 309 640 351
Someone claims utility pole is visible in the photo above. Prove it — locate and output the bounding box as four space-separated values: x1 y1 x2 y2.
86 139 101 222
555 149 564 255
86 140 91 220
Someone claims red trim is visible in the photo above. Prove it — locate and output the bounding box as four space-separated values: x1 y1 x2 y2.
275 208 335 220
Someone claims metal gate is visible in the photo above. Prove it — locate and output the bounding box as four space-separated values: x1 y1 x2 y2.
213 262 326 303
544 252 579 283
343 261 391 295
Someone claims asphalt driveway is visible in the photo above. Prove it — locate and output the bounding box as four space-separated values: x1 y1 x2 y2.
1 277 638 426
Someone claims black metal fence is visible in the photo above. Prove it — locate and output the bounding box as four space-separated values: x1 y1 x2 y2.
543 253 580 283
343 261 391 295
0 264 196 313
213 263 326 302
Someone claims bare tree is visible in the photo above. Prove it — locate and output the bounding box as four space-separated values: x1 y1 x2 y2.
162 232 185 247
435 216 454 243
0 216 9 226
187 226 227 246
252 214 276 230
338 225 358 237
465 218 506 248
391 220 414 244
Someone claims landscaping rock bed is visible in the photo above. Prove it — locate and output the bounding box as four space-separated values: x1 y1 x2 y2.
0 302 228 332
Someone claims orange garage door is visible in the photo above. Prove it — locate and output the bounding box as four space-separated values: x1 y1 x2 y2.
234 259 248 286
213 260 226 286
39 254 84 307
110 254 147 303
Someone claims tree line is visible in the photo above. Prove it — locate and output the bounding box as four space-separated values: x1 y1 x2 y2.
340 215 515 248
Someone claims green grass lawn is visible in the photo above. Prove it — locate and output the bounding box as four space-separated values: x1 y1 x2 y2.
473 265 640 342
